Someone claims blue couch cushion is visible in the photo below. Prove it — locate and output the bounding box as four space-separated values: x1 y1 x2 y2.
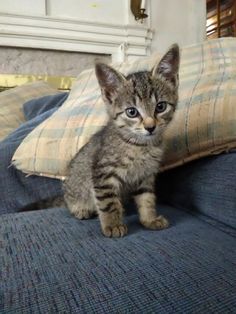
158 152 236 229
1 205 236 313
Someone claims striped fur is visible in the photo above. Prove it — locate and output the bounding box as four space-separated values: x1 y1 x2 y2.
63 44 180 237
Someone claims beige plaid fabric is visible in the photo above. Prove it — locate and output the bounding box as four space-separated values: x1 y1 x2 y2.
0 81 58 141
12 38 236 179
162 37 236 170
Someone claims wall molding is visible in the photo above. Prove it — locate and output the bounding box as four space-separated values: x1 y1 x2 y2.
0 12 153 62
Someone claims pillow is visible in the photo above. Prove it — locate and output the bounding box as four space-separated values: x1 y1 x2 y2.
0 93 68 215
12 54 162 179
12 38 236 179
0 81 59 141
23 92 68 121
162 38 236 170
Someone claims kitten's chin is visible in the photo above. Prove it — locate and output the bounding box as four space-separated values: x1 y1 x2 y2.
138 134 162 146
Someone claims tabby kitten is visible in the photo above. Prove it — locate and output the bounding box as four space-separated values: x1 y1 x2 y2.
64 44 180 238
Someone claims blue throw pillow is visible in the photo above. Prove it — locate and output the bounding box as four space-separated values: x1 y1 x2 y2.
0 93 68 215
23 92 68 120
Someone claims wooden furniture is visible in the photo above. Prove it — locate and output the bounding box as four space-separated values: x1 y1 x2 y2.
206 0 236 38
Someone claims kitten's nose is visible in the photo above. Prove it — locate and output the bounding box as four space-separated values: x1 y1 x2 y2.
143 117 156 134
144 126 156 134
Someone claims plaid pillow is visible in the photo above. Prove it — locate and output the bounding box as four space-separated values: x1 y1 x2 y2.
162 37 236 170
12 38 236 179
0 81 59 141
12 54 161 179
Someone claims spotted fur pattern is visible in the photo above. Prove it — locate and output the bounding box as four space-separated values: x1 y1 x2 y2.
64 44 180 237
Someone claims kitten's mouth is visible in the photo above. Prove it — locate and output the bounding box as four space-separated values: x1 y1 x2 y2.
144 131 156 138
121 128 161 146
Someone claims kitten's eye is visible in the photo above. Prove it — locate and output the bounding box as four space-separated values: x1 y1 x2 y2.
125 107 139 118
155 101 167 114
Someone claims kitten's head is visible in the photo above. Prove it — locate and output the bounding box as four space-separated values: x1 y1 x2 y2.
95 44 180 145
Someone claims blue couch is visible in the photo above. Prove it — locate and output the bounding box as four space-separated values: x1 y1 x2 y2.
1 94 236 313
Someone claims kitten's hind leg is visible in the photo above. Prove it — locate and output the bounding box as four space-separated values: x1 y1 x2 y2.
70 202 97 220
65 190 97 220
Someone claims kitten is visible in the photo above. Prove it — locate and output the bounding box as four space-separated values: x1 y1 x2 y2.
64 44 180 238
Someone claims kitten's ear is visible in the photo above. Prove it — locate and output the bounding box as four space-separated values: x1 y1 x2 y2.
95 63 126 104
152 44 180 87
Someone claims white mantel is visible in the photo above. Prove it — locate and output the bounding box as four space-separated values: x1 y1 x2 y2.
0 0 153 62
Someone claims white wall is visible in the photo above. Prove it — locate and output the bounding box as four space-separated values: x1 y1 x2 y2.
0 0 45 15
150 0 206 53
47 0 126 24
0 0 206 59
0 0 126 23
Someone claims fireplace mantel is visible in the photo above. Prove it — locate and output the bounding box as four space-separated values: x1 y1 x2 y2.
0 12 153 62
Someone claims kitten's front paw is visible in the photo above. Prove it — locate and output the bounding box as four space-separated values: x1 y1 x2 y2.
142 215 169 230
102 224 128 238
